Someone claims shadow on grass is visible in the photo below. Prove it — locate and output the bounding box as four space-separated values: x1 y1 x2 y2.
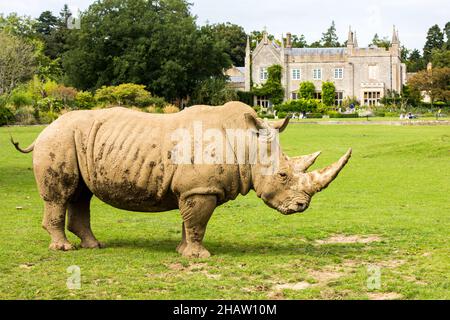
105 237 373 257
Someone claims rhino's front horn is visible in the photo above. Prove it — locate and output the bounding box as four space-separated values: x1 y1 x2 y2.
305 148 352 193
293 151 322 172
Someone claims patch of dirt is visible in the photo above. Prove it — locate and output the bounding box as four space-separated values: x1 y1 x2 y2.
309 269 344 283
165 262 220 279
377 260 406 268
19 263 34 269
273 282 312 291
367 292 403 300
403 275 428 286
315 234 382 245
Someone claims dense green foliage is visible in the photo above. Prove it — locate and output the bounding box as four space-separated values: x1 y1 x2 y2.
321 82 336 106
62 0 231 101
201 23 247 66
252 65 284 105
191 78 238 106
276 98 325 114
298 81 316 99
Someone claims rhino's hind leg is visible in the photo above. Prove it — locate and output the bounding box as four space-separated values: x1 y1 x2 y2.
67 188 103 249
43 202 75 251
176 222 186 254
179 194 217 258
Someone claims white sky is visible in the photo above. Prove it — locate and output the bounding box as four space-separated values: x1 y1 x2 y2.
0 0 448 50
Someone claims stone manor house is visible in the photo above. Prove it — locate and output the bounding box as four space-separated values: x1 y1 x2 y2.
227 27 407 107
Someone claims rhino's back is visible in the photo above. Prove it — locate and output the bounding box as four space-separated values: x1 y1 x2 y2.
72 107 178 211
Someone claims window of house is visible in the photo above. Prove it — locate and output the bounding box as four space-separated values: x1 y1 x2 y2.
334 68 344 79
368 65 378 80
291 92 298 100
292 69 301 80
314 91 322 100
256 96 271 108
335 92 343 106
363 91 381 106
313 68 322 80
260 67 268 81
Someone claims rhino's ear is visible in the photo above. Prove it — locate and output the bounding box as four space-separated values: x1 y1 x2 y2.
244 112 267 130
269 116 290 133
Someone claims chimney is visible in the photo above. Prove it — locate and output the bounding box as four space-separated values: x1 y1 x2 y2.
286 32 292 48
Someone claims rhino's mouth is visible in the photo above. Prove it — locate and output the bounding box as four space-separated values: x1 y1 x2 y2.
278 199 310 215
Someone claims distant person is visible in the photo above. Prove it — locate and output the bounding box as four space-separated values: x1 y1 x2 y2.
399 113 404 119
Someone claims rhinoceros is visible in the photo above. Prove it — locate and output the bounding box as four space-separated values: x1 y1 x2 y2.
12 101 351 258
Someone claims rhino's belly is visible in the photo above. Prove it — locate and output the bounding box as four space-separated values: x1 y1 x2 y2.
92 179 178 212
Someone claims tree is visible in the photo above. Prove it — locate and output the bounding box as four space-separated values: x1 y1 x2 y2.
431 49 450 68
423 24 444 61
36 11 59 36
406 49 425 72
371 33 390 49
63 0 231 102
298 81 315 99
37 6 71 60
320 21 340 47
253 65 284 105
408 67 450 105
0 13 36 38
445 21 450 49
322 81 336 106
0 31 36 94
191 77 238 106
201 23 247 66
291 34 307 48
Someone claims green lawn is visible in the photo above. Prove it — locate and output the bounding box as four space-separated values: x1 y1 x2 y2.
0 124 449 300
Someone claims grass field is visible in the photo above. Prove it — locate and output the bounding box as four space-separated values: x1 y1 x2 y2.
0 123 449 300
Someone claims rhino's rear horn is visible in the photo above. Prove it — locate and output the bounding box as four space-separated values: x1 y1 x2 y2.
306 148 352 193
293 151 321 172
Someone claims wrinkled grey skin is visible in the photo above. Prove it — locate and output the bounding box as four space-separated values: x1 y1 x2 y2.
12 102 351 258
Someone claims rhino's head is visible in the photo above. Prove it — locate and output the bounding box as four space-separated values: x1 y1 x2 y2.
246 113 352 215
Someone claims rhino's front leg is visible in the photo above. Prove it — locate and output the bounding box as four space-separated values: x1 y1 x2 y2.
178 194 217 258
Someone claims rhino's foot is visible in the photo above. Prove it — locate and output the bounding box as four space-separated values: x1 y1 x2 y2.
49 241 76 251
80 240 104 249
181 243 211 259
176 242 187 254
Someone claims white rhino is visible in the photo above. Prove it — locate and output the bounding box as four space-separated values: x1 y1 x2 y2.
12 102 351 258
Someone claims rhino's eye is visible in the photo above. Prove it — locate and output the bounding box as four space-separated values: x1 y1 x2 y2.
278 172 288 179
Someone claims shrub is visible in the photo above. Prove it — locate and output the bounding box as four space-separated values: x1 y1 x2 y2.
10 89 33 108
163 105 180 113
146 105 163 113
38 110 59 124
75 91 96 110
374 111 386 117
144 96 167 109
306 113 323 119
322 81 336 106
342 96 360 108
276 98 323 114
0 105 14 126
14 106 37 125
385 112 399 117
237 91 254 106
298 81 315 99
36 97 63 113
253 106 261 113
48 85 78 107
329 113 359 118
277 111 287 119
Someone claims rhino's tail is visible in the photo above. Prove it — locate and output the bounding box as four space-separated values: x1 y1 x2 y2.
10 136 35 154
